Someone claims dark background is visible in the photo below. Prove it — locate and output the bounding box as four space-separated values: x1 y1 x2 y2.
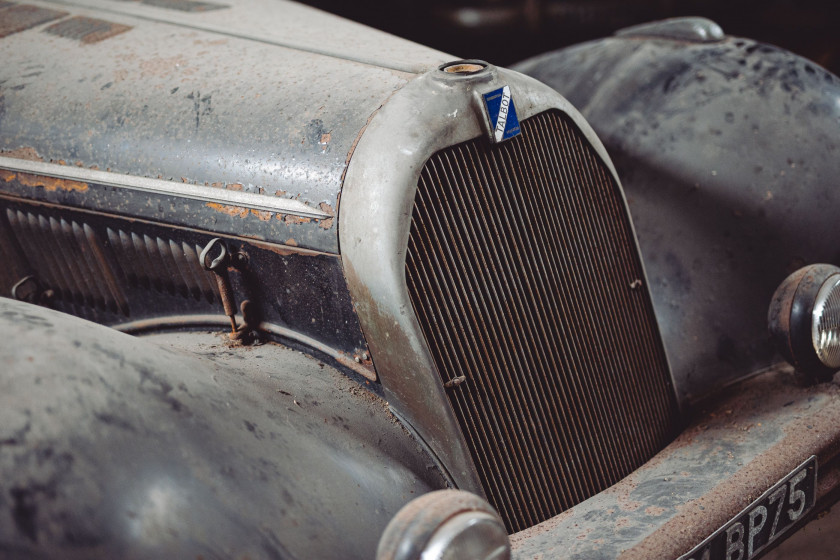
302 0 840 74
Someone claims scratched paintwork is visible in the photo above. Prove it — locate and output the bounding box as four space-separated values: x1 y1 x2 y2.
0 0 449 252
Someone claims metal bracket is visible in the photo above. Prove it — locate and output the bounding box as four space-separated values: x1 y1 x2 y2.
200 238 258 340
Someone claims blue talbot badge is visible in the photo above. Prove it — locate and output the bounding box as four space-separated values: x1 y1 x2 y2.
482 86 521 143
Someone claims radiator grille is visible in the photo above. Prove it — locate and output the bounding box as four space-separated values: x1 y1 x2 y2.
405 110 679 532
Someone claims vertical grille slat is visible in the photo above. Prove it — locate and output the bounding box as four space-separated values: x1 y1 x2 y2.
405 110 678 533
464 145 586 511
535 125 645 474
504 133 625 488
430 153 551 521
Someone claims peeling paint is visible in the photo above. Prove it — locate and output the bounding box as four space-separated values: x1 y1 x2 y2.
284 215 312 225
250 209 272 221
318 217 334 230
206 202 249 218
1 147 44 162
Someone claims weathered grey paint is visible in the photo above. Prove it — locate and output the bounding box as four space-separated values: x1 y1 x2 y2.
0 0 450 252
515 30 840 401
0 297 447 558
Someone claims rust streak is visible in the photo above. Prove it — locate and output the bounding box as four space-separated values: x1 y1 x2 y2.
17 173 88 193
509 508 576 545
249 209 272 221
316 202 335 229
0 170 16 182
206 202 249 218
283 215 312 225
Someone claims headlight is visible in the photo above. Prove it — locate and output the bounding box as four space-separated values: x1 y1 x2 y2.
768 264 840 381
376 490 510 560
812 273 840 368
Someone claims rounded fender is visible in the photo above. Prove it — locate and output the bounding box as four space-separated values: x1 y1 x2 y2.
514 23 840 401
0 298 446 559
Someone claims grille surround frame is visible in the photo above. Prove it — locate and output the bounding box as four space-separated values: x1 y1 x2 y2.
339 63 679 521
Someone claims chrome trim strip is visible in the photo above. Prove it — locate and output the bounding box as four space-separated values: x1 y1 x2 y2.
0 157 331 219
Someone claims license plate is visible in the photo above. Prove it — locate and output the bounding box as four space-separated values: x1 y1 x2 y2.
678 456 817 560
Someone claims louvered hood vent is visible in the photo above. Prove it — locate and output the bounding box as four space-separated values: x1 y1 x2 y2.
1 207 219 321
405 109 679 532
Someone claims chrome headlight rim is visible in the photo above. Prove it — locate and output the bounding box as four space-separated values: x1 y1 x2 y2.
812 273 840 369
769 263 840 381
376 489 510 560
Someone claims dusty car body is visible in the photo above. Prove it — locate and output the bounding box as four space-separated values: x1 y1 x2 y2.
1 2 839 560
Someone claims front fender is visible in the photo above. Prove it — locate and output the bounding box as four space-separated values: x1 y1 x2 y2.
0 298 446 559
514 24 840 401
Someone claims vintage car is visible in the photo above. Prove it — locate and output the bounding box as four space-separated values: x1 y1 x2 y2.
1 1 838 558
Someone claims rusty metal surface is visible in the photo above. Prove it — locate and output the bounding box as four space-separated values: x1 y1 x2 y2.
514 31 840 402
0 297 448 558
0 0 448 252
510 365 840 559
